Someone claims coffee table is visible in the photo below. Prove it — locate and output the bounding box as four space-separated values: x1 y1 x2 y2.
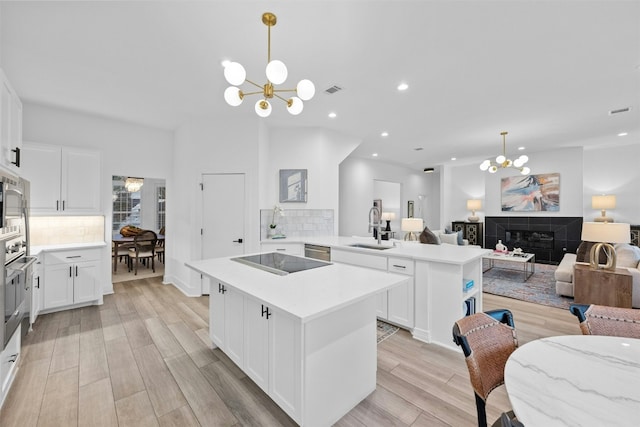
483 251 535 281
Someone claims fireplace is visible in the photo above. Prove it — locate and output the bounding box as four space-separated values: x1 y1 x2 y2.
505 230 554 250
485 217 582 264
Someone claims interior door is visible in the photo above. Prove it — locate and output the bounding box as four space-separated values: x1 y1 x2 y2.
202 173 245 260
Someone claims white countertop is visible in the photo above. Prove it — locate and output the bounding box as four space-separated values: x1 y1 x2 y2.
187 255 409 323
31 242 107 255
505 335 640 426
263 235 491 265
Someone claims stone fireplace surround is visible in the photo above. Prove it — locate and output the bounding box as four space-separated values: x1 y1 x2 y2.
484 216 583 264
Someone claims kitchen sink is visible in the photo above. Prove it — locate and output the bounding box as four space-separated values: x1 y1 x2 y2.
348 243 392 250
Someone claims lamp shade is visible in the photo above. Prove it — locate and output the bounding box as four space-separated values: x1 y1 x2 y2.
401 218 423 232
466 199 482 211
592 195 616 210
581 222 630 244
381 212 396 221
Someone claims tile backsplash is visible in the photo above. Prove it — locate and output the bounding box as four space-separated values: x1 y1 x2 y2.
260 209 334 239
30 216 105 246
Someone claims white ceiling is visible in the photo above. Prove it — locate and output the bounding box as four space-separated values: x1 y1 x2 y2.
2 1 639 171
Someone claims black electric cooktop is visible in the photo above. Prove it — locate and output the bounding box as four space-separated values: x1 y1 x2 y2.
231 252 331 276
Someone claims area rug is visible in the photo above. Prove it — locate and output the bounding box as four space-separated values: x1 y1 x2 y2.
482 259 574 309
377 320 399 344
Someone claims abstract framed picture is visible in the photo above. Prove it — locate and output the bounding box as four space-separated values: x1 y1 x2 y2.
501 173 560 212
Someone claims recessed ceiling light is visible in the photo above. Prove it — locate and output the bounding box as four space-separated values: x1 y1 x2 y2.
618 132 628 136
328 112 337 118
397 83 409 91
372 153 378 157
451 157 457 161
381 131 389 137
518 146 525 151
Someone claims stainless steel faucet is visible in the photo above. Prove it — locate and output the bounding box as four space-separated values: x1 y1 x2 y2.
368 206 382 245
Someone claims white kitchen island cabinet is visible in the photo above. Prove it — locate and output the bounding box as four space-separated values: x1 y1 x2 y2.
187 255 408 427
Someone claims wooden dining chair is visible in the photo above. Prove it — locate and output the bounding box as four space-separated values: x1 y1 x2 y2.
452 309 521 427
128 230 157 275
569 304 640 339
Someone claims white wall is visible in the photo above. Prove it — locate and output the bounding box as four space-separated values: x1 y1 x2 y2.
583 142 640 224
22 101 174 294
339 157 437 237
263 127 360 234
446 147 584 226
169 114 260 296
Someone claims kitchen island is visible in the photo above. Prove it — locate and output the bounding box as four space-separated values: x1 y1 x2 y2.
186 253 409 427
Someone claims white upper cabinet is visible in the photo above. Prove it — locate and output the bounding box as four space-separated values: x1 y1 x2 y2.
21 142 102 215
0 70 22 173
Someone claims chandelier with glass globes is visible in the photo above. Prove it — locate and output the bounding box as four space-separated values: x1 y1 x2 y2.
223 12 315 117
479 131 530 175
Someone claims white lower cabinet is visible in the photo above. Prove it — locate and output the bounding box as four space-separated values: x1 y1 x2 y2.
43 248 101 310
209 281 243 367
244 296 300 418
331 249 415 328
0 324 21 408
209 281 301 422
387 258 415 328
30 255 43 326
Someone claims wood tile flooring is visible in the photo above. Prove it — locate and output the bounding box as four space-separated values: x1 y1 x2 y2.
0 277 581 426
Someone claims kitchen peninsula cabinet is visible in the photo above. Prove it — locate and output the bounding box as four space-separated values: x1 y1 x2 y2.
0 69 22 174
21 142 101 215
43 248 101 310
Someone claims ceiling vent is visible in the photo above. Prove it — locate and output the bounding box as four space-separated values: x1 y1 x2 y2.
609 107 631 115
324 85 343 94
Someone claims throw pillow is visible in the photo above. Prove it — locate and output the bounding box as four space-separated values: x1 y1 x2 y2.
439 232 459 245
419 227 440 245
614 243 640 268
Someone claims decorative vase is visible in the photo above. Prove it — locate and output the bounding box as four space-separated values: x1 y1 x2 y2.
268 227 276 238
495 239 507 252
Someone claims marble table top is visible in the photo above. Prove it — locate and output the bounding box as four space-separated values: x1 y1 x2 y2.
505 335 640 426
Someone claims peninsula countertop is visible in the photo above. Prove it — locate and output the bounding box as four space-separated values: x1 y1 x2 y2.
186 254 409 323
264 235 491 264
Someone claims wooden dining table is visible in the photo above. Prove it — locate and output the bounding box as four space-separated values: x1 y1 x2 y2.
112 233 165 273
504 335 640 426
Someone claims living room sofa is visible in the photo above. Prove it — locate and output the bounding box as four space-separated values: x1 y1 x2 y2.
555 243 640 308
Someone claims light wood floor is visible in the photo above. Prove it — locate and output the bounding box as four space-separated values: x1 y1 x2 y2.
0 277 581 426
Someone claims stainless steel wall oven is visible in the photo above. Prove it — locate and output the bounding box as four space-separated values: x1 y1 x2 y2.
0 173 35 350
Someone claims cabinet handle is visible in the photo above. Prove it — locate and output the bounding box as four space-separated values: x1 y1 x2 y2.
261 304 271 319
218 283 226 294
56 200 59 211
8 354 18 363
276 248 286 251
66 256 82 259
36 277 40 289
62 200 65 211
11 147 20 167
75 266 78 277
69 266 72 277
392 264 406 269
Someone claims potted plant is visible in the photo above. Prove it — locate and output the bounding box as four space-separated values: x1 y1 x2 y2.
268 205 283 238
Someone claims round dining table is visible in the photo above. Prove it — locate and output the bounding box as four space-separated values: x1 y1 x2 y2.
505 335 640 426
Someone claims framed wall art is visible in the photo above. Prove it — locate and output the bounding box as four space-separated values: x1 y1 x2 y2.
501 173 560 212
279 169 307 203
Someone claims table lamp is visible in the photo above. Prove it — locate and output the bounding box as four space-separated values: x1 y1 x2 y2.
466 199 482 222
401 218 423 241
381 212 396 240
581 222 630 270
592 195 616 223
